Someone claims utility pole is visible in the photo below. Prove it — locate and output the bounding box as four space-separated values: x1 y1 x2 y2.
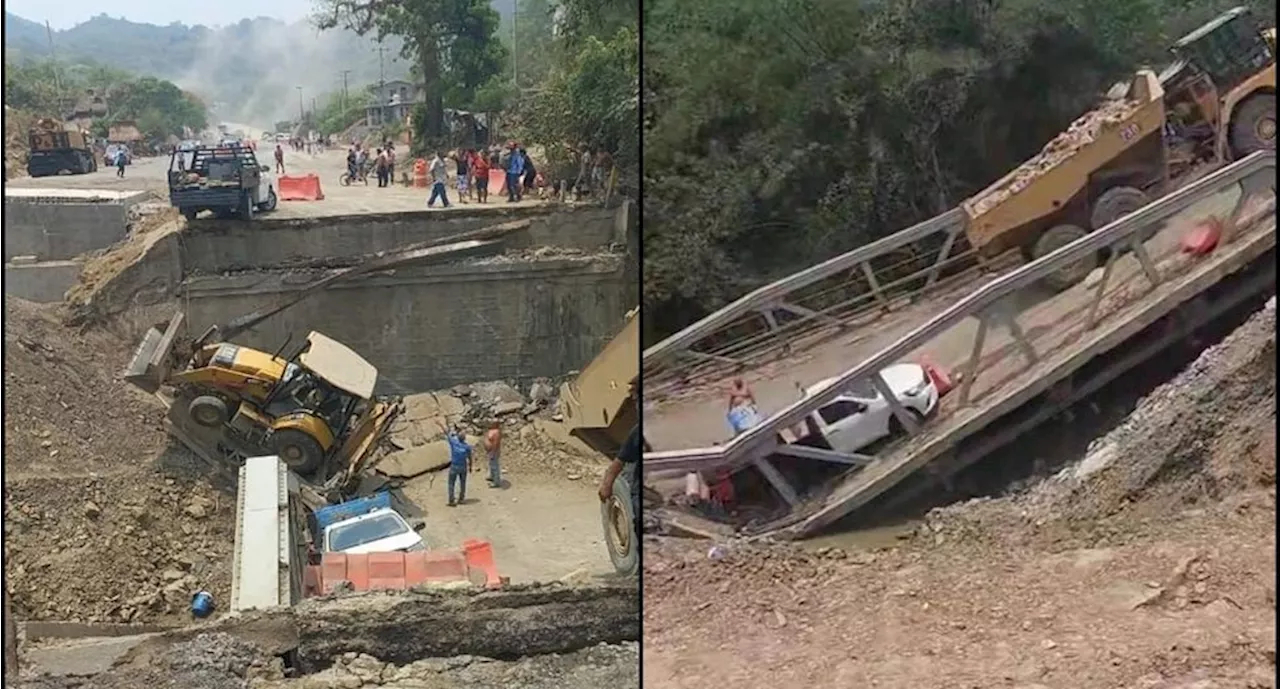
45 20 64 113
506 0 512 87
296 86 304 124
376 42 387 89
341 70 352 112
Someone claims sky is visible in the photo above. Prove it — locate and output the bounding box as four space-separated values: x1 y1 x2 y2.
6 0 315 30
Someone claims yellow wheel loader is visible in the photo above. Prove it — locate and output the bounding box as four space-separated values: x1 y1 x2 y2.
962 6 1275 291
122 234 508 490
127 311 402 479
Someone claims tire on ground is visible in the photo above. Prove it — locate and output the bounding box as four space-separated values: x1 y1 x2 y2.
258 187 278 212
272 429 325 475
1228 94 1276 158
188 395 230 428
1034 224 1094 292
602 471 638 576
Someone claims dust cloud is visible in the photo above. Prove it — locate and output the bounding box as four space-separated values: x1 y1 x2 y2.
173 17 408 130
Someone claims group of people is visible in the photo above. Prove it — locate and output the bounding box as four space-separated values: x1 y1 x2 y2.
443 421 505 507
425 142 540 209
344 141 400 187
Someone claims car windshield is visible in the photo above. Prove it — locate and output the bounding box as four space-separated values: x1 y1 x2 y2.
327 513 408 551
844 377 879 399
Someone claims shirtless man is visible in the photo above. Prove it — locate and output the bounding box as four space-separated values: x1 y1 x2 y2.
726 378 760 436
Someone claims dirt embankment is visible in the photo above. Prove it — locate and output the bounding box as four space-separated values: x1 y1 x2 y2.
643 298 1277 688
3 297 234 627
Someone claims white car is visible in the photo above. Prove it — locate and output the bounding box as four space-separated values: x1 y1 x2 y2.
800 363 939 455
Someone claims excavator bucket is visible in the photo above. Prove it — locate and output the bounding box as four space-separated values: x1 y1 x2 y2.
331 398 405 490
124 312 186 394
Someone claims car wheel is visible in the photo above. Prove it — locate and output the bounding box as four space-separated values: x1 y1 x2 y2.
887 408 926 437
257 187 278 212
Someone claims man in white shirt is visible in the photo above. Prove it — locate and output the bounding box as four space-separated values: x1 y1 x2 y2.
427 151 451 208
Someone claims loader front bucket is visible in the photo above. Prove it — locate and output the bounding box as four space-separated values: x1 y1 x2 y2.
330 398 405 492
124 312 186 394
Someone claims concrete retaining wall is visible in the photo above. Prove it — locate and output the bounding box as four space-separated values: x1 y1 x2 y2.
182 256 629 392
180 204 623 274
3 196 142 262
3 260 83 303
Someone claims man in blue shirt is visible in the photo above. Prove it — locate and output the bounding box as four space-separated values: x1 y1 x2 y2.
446 427 473 507
504 142 524 203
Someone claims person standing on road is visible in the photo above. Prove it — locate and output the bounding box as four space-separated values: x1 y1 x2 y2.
115 147 127 178
454 150 471 202
472 149 490 204
427 151 451 208
274 144 286 175
446 427 473 507
504 142 524 203
484 420 502 487
386 144 397 186
520 148 537 194
374 148 388 188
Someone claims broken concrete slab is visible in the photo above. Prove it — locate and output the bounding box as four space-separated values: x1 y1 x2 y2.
403 392 466 423
24 633 162 677
378 441 453 478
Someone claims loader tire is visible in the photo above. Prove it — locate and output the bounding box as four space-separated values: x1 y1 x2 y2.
1034 224 1094 292
602 471 638 576
1090 186 1150 231
272 429 325 475
1229 94 1276 158
188 395 230 428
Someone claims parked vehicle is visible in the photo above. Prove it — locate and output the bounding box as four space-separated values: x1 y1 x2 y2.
798 363 940 455
26 119 96 177
167 144 277 220
104 143 132 167
313 492 426 554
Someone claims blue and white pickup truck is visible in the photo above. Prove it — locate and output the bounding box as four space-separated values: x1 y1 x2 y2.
313 492 427 554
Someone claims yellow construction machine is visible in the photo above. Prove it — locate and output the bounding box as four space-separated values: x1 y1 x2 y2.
962 6 1275 290
555 307 643 575
124 234 507 491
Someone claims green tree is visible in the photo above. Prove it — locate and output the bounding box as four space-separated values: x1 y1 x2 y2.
640 0 1274 341
314 0 508 141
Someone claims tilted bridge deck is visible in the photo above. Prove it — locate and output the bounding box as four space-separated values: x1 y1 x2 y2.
642 152 1277 538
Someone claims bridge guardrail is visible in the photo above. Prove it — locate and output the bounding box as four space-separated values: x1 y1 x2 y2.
644 151 1277 475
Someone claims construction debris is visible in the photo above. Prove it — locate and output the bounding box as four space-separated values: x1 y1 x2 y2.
968 97 1143 216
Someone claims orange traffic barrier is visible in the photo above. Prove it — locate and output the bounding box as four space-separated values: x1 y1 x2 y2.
919 356 954 398
278 174 325 201
462 539 503 589
413 159 428 188
489 169 507 194
1181 216 1223 256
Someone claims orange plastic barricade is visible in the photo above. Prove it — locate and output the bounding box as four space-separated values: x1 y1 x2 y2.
1181 216 1223 256
918 356 954 398
462 538 504 589
489 168 506 194
413 159 428 188
277 174 325 201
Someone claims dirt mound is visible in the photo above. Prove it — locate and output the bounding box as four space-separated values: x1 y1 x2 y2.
921 296 1277 550
5 108 35 180
3 297 234 626
643 299 1277 688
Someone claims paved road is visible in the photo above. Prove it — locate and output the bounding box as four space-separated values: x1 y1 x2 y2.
7 148 549 220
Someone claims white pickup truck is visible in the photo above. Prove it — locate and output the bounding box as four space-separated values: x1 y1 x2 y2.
797 363 940 454
314 492 427 554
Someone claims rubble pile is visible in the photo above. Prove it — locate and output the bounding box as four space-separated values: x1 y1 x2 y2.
968 97 1144 216
3 297 234 626
384 377 606 478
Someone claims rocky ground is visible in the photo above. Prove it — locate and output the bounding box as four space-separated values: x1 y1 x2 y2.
3 297 235 626
643 298 1277 688
10 582 641 689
